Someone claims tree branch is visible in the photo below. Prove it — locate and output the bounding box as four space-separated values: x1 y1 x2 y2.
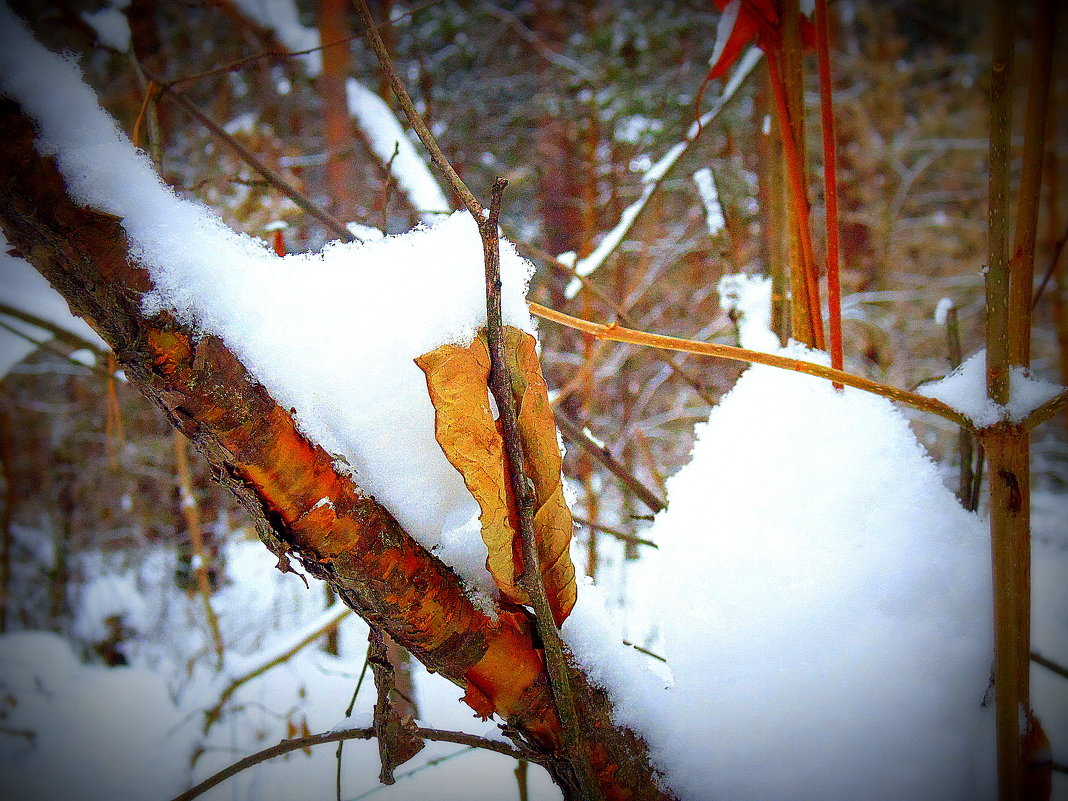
530 303 972 429
171 724 534 801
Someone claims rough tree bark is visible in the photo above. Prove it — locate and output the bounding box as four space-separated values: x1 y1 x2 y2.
0 96 673 801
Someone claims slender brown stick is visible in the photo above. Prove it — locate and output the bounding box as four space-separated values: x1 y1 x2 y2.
352 0 482 217
1032 651 1068 681
202 604 351 734
814 0 843 379
171 724 531 801
1020 388 1068 431
1031 220 1068 309
516 237 718 407
553 411 667 514
148 78 357 243
480 181 601 801
944 306 978 509
572 516 657 549
1008 0 1056 367
530 302 971 429
985 5 1028 798
174 432 225 668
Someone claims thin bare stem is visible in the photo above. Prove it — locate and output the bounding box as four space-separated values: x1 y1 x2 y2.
202 604 351 734
514 236 719 407
481 181 601 801
1032 651 1068 681
766 50 825 350
572 516 657 549
1031 220 1068 308
815 0 843 378
174 432 224 668
985 6 1029 798
171 724 531 801
352 0 483 217
530 303 971 429
1020 388 1068 431
148 77 357 243
1008 0 1056 367
553 411 667 514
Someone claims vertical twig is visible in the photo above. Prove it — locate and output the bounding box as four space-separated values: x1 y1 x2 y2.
1008 0 1056 367
814 0 843 380
516 758 530 801
945 306 978 510
174 431 225 668
336 644 373 801
985 4 1030 799
352 3 599 795
351 0 483 218
0 405 12 632
773 0 825 350
482 180 600 801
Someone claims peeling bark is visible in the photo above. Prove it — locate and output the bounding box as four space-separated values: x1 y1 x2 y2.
0 97 673 801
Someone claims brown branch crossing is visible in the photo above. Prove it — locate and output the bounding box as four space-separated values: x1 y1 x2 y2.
529 303 971 429
170 724 534 801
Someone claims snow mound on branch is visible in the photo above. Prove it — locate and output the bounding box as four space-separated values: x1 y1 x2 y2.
0 9 534 599
641 346 995 801
919 349 1065 427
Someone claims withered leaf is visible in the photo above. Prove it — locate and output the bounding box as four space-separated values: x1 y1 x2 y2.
416 326 577 626
369 628 425 784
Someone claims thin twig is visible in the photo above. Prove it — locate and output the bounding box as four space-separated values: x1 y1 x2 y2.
815 0 843 378
146 76 357 243
530 302 972 429
1032 220 1068 309
352 0 482 217
174 432 225 668
1020 389 1068 431
622 640 667 663
513 235 720 407
0 318 113 380
481 181 601 800
1007 0 1055 367
336 644 373 801
572 516 657 549
166 0 446 88
553 411 667 514
202 604 351 734
0 302 108 357
170 725 531 801
1031 651 1068 681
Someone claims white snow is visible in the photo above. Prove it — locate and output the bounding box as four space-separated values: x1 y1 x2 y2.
935 296 955 325
0 631 196 801
229 0 322 74
717 273 780 352
632 343 995 801
0 232 109 379
346 78 452 224
0 9 534 597
81 0 131 52
692 167 726 237
920 350 1066 427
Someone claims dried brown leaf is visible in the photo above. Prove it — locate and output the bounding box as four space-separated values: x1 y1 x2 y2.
416 327 577 625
